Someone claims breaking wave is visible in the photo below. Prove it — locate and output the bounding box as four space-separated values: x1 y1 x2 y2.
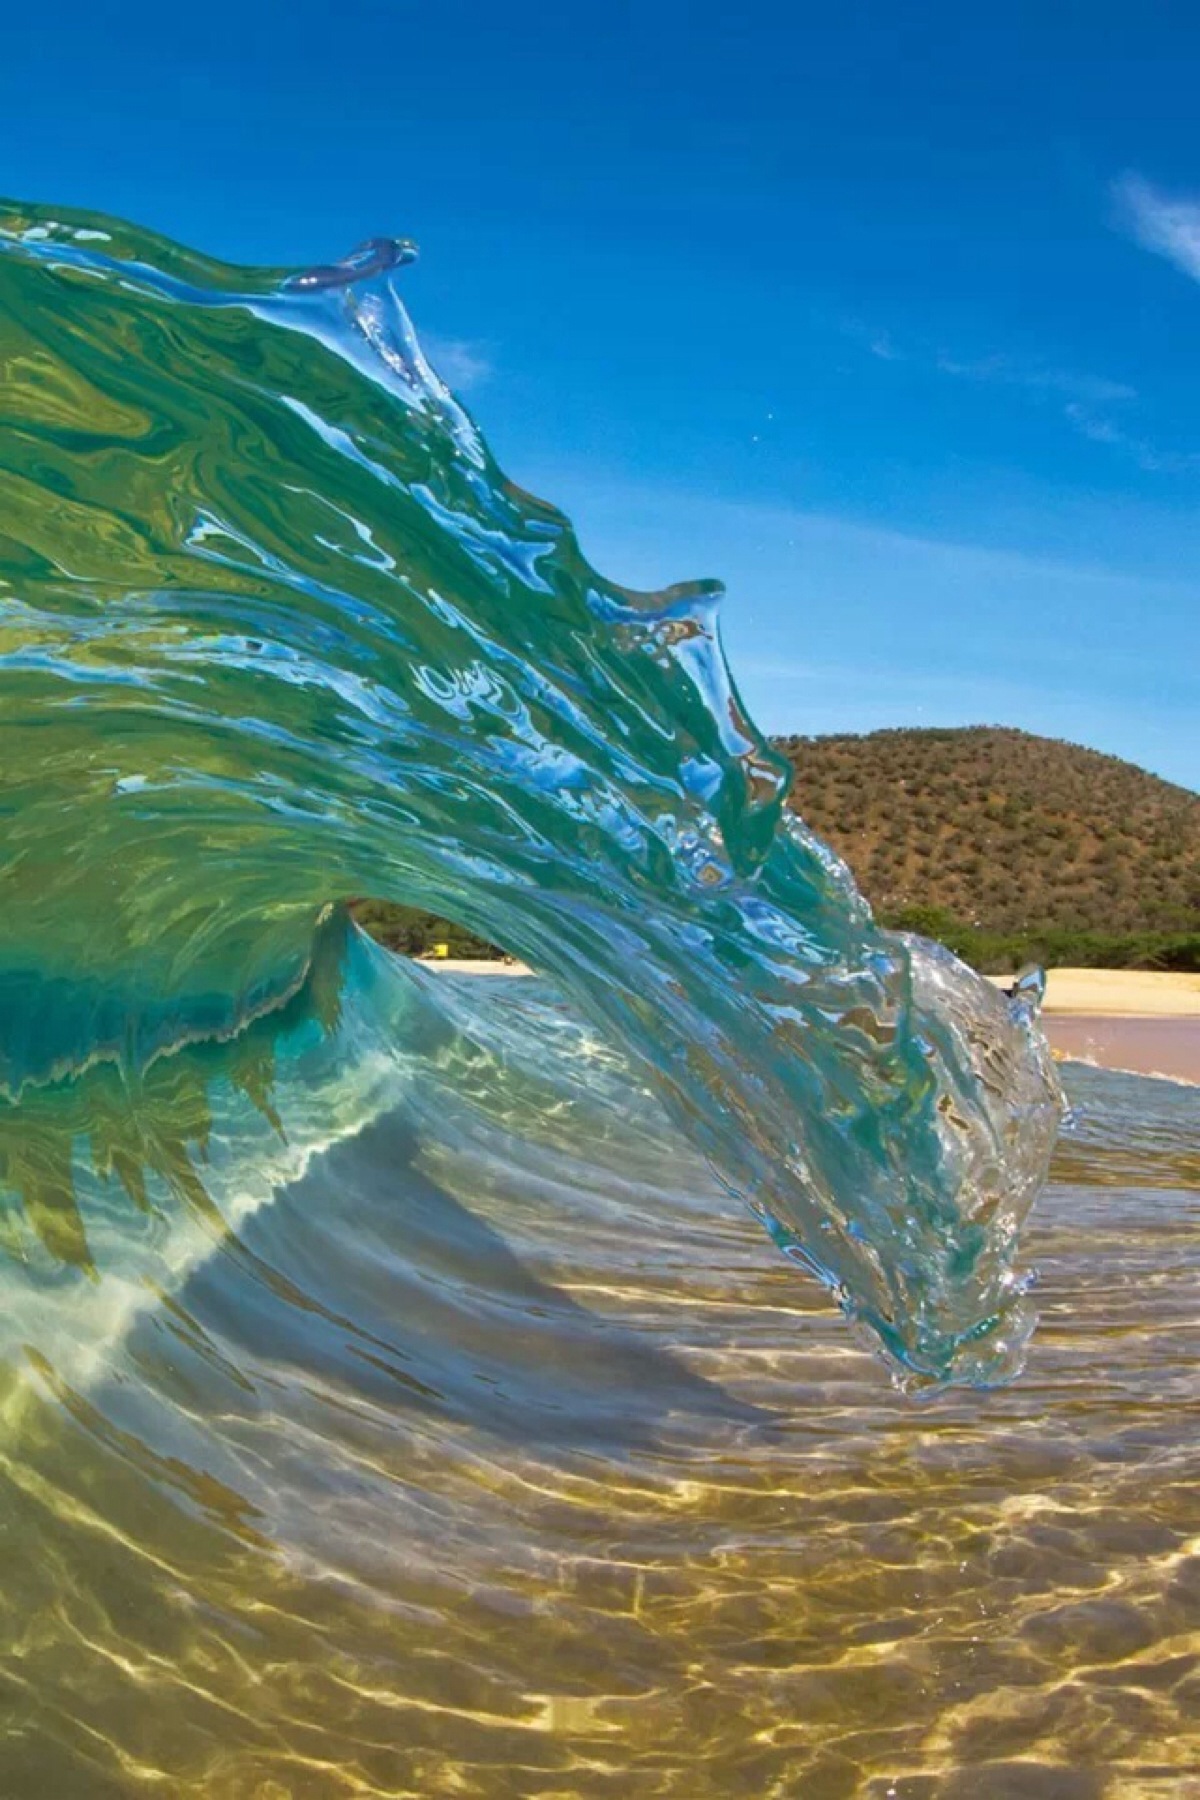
0 199 1062 1389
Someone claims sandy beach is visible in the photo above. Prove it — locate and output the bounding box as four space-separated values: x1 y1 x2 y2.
420 958 1200 1084
1027 967 1200 1017
418 956 535 976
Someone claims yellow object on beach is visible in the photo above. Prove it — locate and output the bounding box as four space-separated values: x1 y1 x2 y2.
432 942 449 959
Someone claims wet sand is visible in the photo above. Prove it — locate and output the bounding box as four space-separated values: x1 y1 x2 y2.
1043 1014 1200 1085
1009 969 1200 1084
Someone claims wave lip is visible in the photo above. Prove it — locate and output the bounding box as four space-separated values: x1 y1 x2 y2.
0 197 1063 1387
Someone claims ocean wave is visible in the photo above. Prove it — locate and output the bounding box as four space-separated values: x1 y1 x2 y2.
0 199 1063 1387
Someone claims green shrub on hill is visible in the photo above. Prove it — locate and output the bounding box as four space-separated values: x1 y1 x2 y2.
883 906 1200 974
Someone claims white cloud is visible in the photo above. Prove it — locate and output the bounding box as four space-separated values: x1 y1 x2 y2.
839 319 903 362
1063 403 1200 475
1116 173 1200 284
867 331 902 363
933 354 1135 405
424 335 493 391
842 319 1133 406
840 314 1200 475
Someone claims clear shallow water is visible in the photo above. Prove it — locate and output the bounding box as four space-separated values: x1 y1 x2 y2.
0 936 1196 1799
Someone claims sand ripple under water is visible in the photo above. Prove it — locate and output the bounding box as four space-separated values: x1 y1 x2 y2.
0 947 1196 1799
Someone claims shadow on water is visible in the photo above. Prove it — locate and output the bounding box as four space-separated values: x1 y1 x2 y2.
168 1106 771 1455
0 921 767 1508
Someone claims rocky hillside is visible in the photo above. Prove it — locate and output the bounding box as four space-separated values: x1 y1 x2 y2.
777 726 1197 937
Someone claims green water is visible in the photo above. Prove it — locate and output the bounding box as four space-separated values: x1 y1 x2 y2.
0 196 1061 1387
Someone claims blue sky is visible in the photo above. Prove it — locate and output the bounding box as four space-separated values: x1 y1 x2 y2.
3 1 1198 785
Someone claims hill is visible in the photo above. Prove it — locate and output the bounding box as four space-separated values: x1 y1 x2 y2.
354 728 1200 972
777 726 1198 968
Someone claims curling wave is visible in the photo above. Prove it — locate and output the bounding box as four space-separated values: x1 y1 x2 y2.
0 199 1062 1388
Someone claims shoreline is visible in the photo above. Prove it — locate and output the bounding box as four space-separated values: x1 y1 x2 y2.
418 958 1200 1016
416 958 1200 1083
1040 1015 1199 1087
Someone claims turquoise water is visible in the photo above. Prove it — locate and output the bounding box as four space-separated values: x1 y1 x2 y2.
8 201 1196 1798
0 199 1060 1388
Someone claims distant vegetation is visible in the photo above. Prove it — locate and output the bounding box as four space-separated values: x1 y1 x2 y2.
356 727 1200 973
779 727 1198 971
349 899 504 961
